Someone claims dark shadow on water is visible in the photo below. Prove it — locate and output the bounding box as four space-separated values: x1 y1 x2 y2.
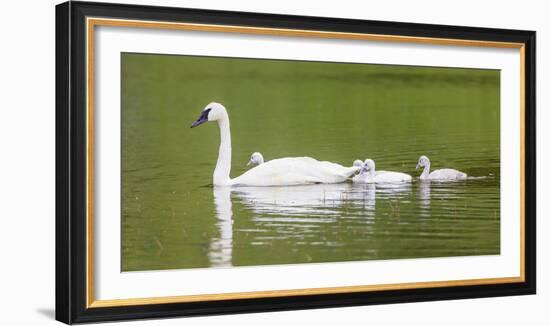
36 308 55 320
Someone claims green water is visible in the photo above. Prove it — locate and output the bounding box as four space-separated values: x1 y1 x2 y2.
121 53 500 272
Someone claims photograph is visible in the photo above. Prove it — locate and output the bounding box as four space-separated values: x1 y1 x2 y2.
121 53 500 272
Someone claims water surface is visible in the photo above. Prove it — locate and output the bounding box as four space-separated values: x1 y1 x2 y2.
121 53 500 271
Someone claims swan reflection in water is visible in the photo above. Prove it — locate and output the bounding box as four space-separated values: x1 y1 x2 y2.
418 181 431 217
208 182 412 268
417 179 473 218
233 183 376 217
208 187 233 267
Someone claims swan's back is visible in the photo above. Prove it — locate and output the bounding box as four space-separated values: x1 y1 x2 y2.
375 171 412 183
428 168 467 180
353 171 411 184
231 157 360 186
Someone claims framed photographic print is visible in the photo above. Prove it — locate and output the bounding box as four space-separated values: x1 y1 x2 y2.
55 1 536 324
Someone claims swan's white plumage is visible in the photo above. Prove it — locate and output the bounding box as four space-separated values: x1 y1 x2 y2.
234 157 360 186
192 103 360 186
416 155 467 181
247 152 264 166
353 160 364 168
353 159 411 184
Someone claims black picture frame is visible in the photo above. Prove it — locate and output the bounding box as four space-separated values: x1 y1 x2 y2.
56 1 536 324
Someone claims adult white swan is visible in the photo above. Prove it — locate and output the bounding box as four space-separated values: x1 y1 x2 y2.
353 159 412 184
191 102 362 186
416 155 467 180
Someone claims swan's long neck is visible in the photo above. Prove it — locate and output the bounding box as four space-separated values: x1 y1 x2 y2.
213 118 232 186
420 161 430 179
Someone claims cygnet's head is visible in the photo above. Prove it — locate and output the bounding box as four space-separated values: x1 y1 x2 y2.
416 155 430 170
362 159 375 173
190 102 228 128
247 152 264 166
353 159 364 168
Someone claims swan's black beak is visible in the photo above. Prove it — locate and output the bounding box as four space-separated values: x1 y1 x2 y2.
190 109 211 128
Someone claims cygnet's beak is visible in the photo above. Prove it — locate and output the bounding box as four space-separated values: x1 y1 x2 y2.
416 163 420 170
246 160 253 166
